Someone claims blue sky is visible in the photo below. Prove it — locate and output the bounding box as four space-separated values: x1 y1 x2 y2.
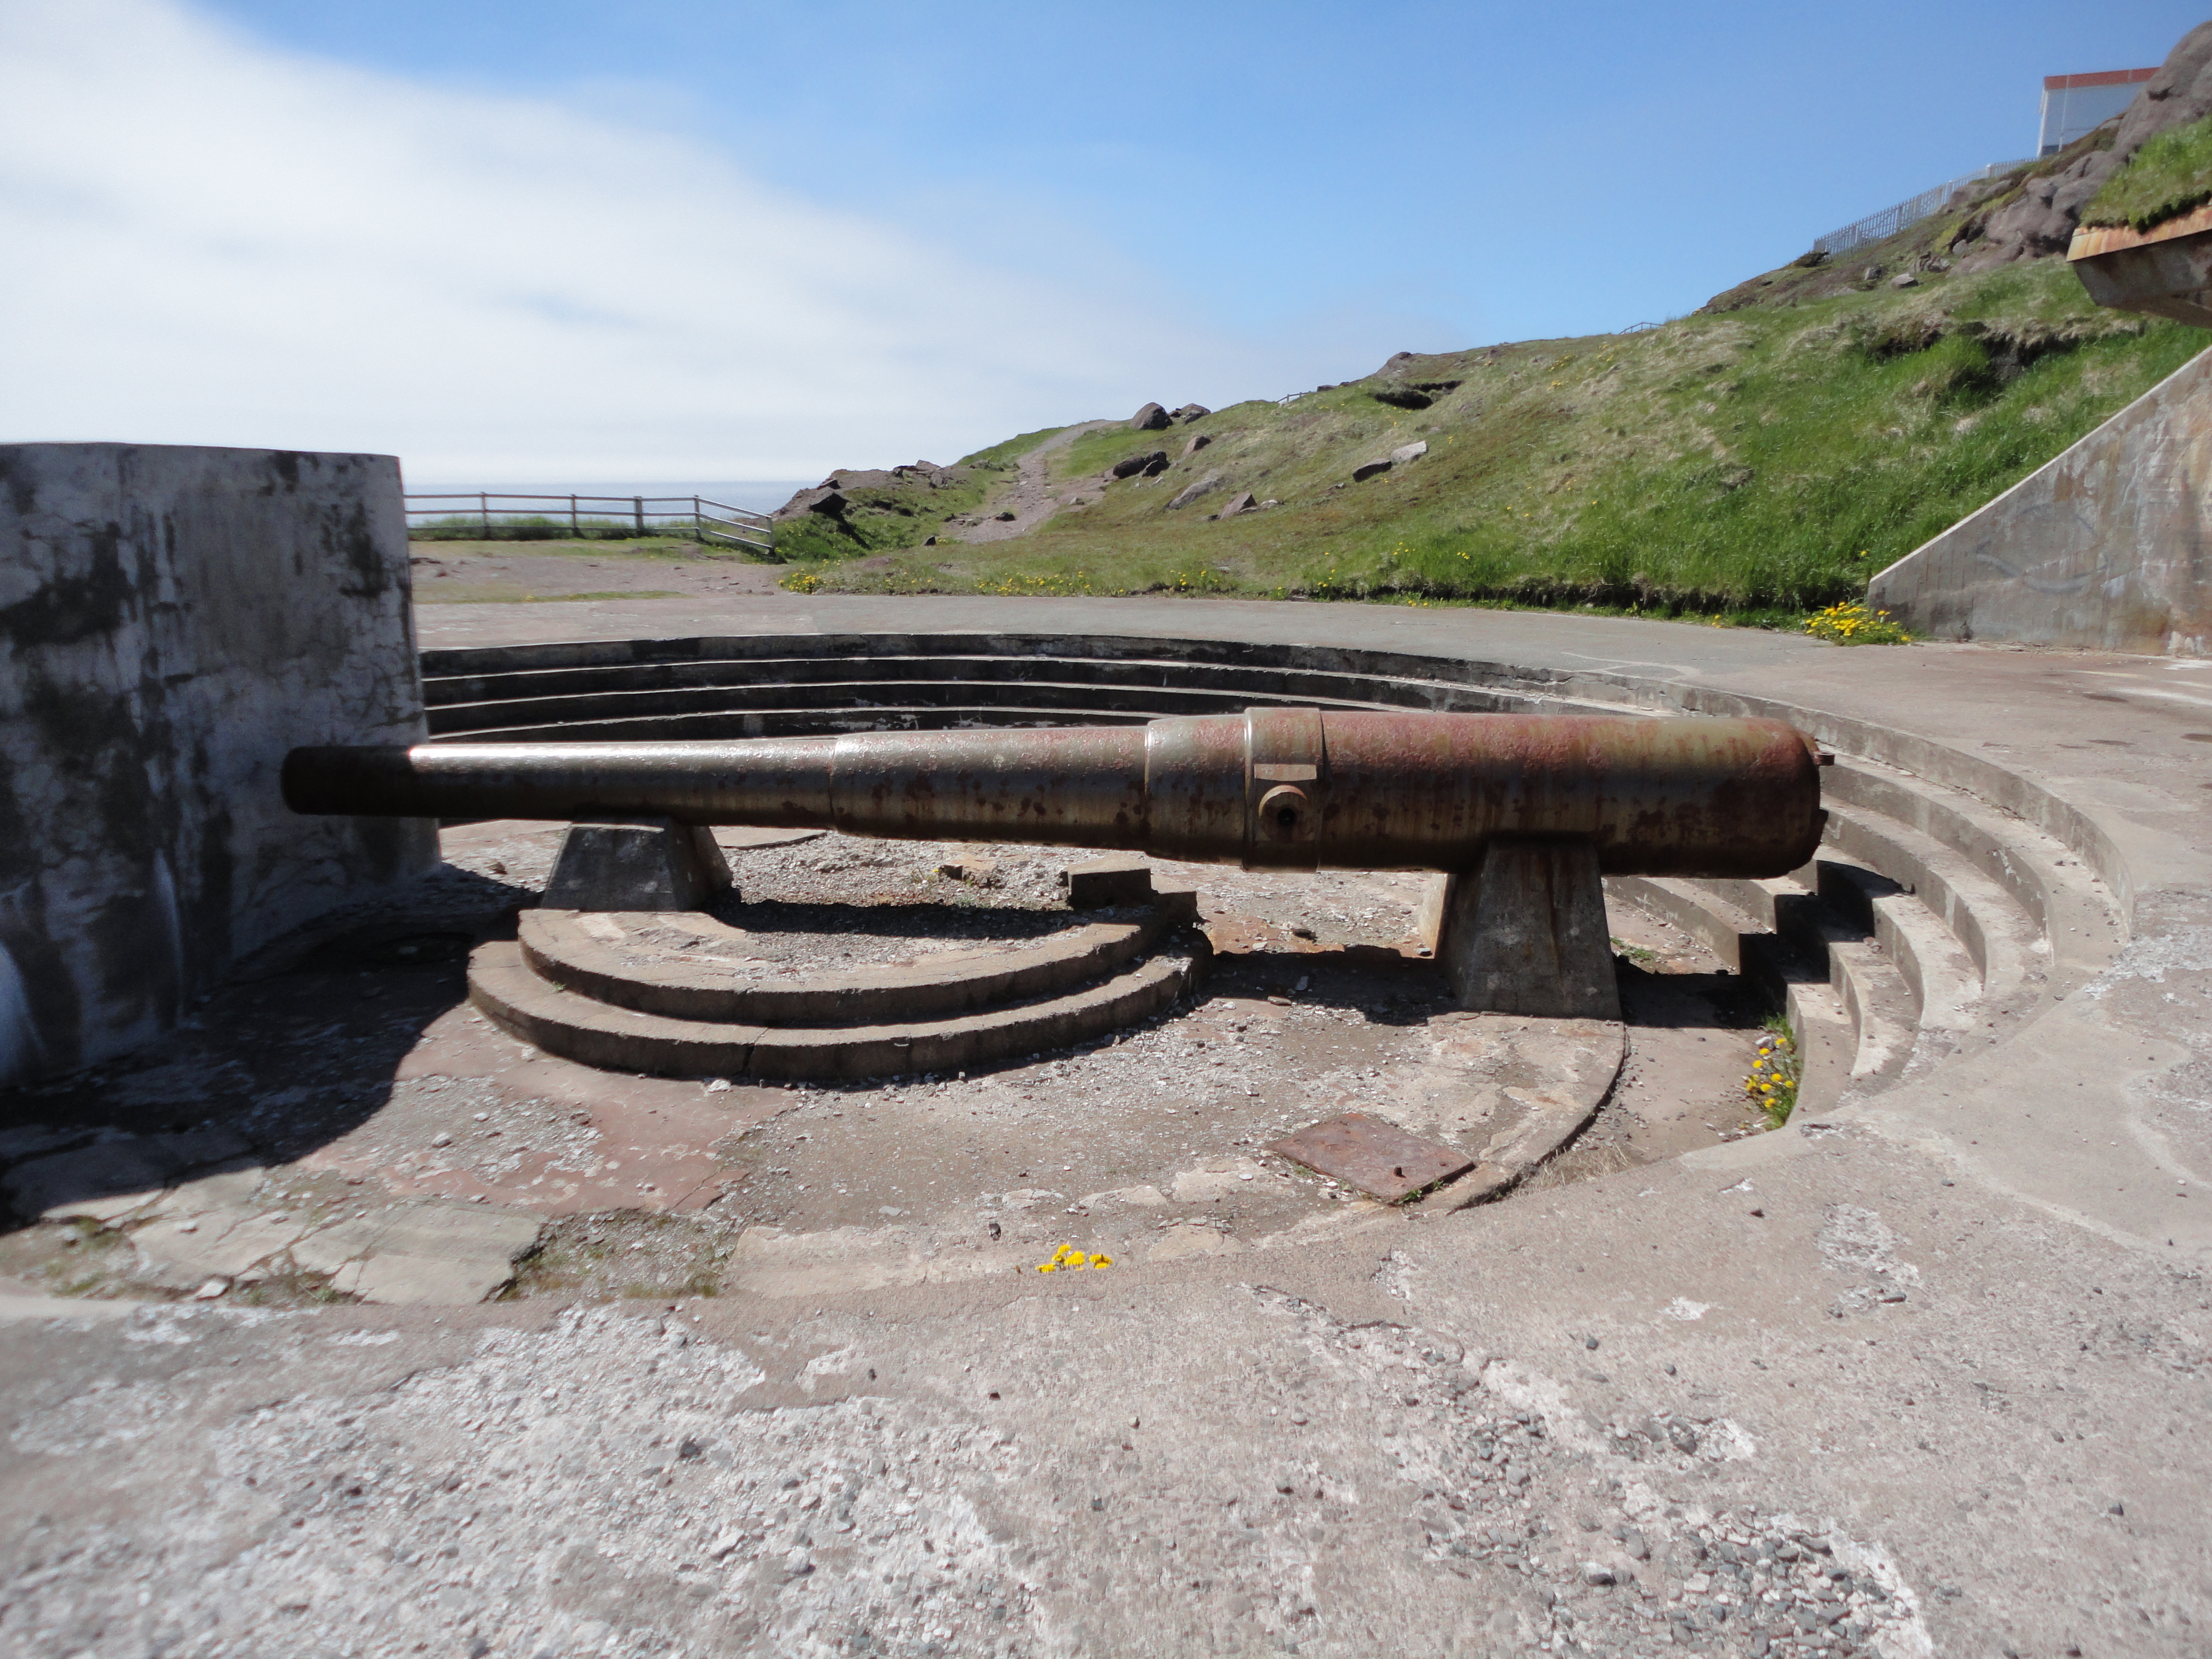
4 1 2200 480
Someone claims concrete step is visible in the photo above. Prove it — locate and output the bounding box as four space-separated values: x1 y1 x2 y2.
1814 856 1984 1034
517 897 1195 1028
1822 758 2122 991
1609 874 1917 1108
467 938 1206 1081
414 632 1627 719
1604 876 1858 1112
1820 799 2040 1008
427 677 1413 737
1766 885 1921 1092
415 636 1637 738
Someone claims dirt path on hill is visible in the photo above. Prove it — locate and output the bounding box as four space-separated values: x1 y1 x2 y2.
947 420 1116 543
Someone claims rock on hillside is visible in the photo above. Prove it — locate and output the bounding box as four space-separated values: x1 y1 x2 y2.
1965 22 2212 268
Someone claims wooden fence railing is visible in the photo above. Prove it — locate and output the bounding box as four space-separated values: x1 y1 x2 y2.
404 492 773 554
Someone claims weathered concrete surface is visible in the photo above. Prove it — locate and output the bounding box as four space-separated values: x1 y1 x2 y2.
1867 347 2212 655
541 816 733 911
1438 838 1624 1020
0 443 433 1085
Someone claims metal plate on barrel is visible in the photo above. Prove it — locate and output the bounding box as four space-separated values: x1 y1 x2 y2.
1265 1112 1474 1202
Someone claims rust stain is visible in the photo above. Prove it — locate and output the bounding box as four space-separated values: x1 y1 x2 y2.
1266 1111 1474 1202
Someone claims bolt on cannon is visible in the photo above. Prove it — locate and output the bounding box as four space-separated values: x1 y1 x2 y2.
285 709 1827 1019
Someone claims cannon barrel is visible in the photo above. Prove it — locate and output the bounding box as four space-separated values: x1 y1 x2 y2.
283 710 1824 877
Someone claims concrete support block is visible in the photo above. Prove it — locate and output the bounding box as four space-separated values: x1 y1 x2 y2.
1436 837 1622 1020
542 818 733 911
1062 856 1154 909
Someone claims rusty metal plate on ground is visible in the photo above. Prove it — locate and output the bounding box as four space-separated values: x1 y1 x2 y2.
1265 1112 1474 1202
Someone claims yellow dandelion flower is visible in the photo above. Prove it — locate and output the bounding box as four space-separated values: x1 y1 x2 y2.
1037 1263 1056 1273
1093 1255 1114 1268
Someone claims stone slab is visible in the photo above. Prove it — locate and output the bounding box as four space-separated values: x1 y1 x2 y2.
1062 856 1154 909
5 1129 253 1223
304 1201 545 1306
130 1210 312 1289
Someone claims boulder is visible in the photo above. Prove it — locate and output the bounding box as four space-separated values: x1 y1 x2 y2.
1129 403 1173 431
2112 22 2212 154
1172 403 1211 423
1167 474 1222 510
1112 450 1169 479
1217 492 1257 517
774 485 848 521
1351 459 1394 483
1181 433 1212 457
1889 272 1920 289
1390 440 1429 465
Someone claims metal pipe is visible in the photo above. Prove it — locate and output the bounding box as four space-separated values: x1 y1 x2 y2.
283 710 1825 877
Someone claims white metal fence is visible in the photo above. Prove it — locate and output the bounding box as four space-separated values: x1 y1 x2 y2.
404 492 773 554
1811 162 2035 259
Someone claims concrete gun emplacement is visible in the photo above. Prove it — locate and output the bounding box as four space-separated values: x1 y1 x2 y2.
284 709 1829 1018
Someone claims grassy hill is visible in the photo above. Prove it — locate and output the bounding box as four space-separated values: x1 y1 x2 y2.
777 145 2203 625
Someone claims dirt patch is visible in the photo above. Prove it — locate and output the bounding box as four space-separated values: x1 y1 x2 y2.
408 541 784 604
944 422 1116 543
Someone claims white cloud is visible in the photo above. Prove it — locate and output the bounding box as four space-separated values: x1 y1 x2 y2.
0 0 1349 478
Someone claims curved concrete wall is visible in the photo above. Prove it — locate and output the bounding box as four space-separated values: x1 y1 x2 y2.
0 443 435 1086
1866 345 2212 655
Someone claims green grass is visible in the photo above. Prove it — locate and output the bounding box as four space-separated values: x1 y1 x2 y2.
784 259 2200 617
2082 113 2212 232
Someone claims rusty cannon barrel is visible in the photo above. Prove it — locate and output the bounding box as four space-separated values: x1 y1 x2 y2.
285 709 1825 878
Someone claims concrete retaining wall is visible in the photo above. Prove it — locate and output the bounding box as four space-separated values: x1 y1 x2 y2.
0 444 435 1086
1867 345 2212 655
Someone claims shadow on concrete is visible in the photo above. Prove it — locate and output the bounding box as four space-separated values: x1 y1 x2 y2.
0 867 534 1231
1612 961 1769 1031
